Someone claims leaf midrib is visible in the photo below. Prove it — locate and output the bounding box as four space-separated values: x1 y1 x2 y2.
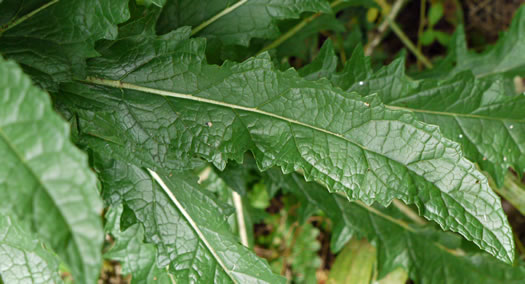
147 169 239 284
82 76 373 152
386 104 525 123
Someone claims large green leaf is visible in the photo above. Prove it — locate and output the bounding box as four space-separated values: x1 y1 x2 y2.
104 205 174 284
278 172 525 283
0 57 103 283
94 154 285 284
0 0 130 90
308 42 525 186
55 26 515 263
156 0 331 46
0 215 63 284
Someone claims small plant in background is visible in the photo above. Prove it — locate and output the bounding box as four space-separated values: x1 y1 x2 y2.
0 0 524 283
419 1 450 46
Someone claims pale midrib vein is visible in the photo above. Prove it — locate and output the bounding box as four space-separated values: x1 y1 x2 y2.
0 0 59 35
385 104 525 123
191 0 248 36
147 169 238 284
82 76 372 153
351 196 467 258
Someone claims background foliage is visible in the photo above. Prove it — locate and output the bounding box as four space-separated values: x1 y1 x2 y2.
0 0 524 283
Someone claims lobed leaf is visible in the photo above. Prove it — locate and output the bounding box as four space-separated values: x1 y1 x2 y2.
56 26 515 263
94 154 285 284
309 42 525 186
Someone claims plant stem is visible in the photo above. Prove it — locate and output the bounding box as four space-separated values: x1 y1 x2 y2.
489 172 525 216
191 0 248 36
354 200 415 232
365 0 406 56
257 13 321 55
232 191 249 247
388 19 433 69
257 0 344 55
0 0 59 36
416 0 427 69
392 199 427 225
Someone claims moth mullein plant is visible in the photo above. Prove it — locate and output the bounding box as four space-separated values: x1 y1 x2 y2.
0 0 525 283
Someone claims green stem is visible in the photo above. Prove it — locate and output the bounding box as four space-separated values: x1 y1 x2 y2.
490 172 525 216
257 0 344 55
232 191 249 247
364 0 406 56
388 19 433 69
416 0 426 69
392 199 427 225
0 0 59 36
191 0 248 36
355 200 465 257
354 200 415 232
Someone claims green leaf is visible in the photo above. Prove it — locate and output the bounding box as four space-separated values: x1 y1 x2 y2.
280 172 525 283
214 157 259 196
201 167 256 248
327 238 376 284
0 57 103 283
434 30 451 46
0 215 63 284
58 26 514 263
298 39 339 80
428 2 444 27
434 5 525 79
0 0 130 89
156 0 332 46
104 205 175 284
420 29 435 46
289 223 322 284
94 154 285 284
276 13 346 61
322 44 525 187
136 0 166 7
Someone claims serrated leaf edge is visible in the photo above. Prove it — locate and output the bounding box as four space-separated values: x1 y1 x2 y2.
80 74 514 263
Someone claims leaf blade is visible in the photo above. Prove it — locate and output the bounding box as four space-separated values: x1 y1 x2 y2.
94 154 285 284
0 215 63 284
0 57 103 283
278 171 525 283
58 27 514 263
157 0 332 46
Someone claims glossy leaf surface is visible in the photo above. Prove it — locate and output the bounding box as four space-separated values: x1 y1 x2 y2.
57 26 515 262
